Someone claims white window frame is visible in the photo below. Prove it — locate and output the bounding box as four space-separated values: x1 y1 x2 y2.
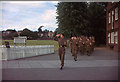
112 10 114 29
111 32 114 44
108 12 111 23
115 7 118 20
108 33 110 44
114 31 118 44
112 1 114 3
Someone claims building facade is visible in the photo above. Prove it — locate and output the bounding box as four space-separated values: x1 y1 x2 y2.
48 31 54 38
106 2 120 51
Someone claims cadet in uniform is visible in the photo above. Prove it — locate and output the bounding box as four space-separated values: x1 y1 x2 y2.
91 36 95 52
80 36 86 55
78 37 84 55
54 34 67 70
72 37 78 61
85 37 92 56
89 36 95 53
69 37 73 55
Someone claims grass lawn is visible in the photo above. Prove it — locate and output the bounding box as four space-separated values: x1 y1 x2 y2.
2 40 59 51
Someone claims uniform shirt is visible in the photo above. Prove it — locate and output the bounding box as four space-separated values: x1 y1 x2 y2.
69 39 73 47
72 39 78 47
78 39 83 47
54 37 67 47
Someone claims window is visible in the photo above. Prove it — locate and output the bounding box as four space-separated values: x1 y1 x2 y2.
108 33 110 44
108 12 111 23
115 7 118 20
112 10 114 29
111 32 114 44
114 31 118 44
111 1 114 3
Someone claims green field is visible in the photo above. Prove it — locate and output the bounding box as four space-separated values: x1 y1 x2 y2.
2 40 59 51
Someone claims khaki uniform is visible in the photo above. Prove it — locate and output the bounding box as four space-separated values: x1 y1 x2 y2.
89 37 95 53
81 36 86 55
78 38 84 55
85 39 92 56
54 37 67 67
91 37 95 52
72 38 78 60
69 38 73 54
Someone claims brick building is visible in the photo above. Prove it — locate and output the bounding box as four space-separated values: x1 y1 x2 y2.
48 31 54 38
106 2 120 51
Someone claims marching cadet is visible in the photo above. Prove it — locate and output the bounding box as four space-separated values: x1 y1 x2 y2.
72 37 78 61
91 36 95 52
54 34 67 70
80 36 86 55
69 37 73 54
89 36 95 53
85 37 92 56
78 37 84 55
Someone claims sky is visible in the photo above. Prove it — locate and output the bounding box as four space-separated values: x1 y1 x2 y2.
0 1 59 32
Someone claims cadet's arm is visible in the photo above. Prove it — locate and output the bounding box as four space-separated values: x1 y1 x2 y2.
54 36 59 41
64 40 67 47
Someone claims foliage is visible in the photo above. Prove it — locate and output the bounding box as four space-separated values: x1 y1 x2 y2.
2 29 18 40
56 2 88 38
20 28 39 40
56 2 107 45
38 26 44 33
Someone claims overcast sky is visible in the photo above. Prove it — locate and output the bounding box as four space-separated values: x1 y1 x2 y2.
0 1 59 32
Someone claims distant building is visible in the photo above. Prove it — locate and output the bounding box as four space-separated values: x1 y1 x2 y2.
48 31 54 38
38 31 54 38
2 30 12 36
17 30 22 36
106 2 120 51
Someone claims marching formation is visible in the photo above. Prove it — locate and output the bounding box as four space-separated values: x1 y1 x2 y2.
69 36 95 61
54 34 95 70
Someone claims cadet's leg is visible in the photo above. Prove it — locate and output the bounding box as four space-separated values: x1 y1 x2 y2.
81 47 84 55
59 47 62 60
74 48 77 61
83 45 85 54
74 47 77 61
60 48 65 70
71 46 72 53
79 47 81 54
61 50 65 66
87 47 90 56
72 47 75 56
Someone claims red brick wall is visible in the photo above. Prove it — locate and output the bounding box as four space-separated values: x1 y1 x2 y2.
106 2 120 51
118 4 120 51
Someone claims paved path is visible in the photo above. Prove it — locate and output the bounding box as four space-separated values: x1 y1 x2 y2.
2 47 119 80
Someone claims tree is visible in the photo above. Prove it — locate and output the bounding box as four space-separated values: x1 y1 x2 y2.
38 26 44 33
56 2 88 38
20 28 39 40
53 28 58 37
43 29 49 33
3 29 18 40
56 2 107 45
87 2 106 45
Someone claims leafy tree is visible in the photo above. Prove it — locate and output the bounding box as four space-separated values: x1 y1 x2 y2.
20 28 39 40
87 2 106 45
56 2 107 45
43 29 49 33
53 28 58 37
56 2 88 38
38 26 44 33
2 29 18 40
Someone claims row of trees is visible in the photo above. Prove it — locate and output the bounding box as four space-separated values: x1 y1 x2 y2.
2 27 52 40
2 29 18 40
56 2 107 45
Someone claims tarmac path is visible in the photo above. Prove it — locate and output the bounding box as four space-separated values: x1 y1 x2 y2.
2 47 119 80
